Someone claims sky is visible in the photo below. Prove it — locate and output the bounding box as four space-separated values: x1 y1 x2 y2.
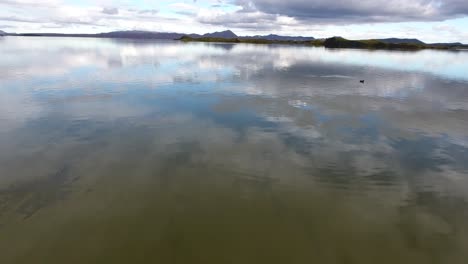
1 0 468 43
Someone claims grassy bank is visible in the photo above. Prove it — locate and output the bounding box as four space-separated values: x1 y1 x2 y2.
178 36 458 51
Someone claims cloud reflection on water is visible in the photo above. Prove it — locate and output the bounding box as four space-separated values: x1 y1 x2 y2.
0 36 467 196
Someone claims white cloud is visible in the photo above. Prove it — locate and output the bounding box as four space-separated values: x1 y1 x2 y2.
0 0 467 42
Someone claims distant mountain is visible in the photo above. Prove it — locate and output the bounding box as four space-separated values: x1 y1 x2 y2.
187 31 315 42
97 31 184 39
242 34 314 41
0 30 6 36
11 30 240 40
324 37 424 50
10 30 186 39
201 30 237 39
429 42 463 47
375 38 425 45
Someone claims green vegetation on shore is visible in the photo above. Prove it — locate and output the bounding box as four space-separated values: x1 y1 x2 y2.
179 36 324 46
322 37 448 50
178 36 458 50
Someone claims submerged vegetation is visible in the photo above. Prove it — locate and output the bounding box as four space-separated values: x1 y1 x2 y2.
178 36 462 51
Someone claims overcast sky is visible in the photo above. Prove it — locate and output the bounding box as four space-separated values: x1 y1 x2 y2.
1 0 468 42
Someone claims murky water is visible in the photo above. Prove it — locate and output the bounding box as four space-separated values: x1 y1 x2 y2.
1 37 468 263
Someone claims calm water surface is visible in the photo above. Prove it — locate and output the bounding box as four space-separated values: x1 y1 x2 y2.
1 37 468 263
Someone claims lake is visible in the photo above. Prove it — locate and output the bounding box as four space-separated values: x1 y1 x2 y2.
0 36 468 263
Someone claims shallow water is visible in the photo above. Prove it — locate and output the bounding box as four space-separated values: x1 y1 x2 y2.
0 37 468 263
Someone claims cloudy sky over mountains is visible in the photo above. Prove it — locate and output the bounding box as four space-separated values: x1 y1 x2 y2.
1 0 467 42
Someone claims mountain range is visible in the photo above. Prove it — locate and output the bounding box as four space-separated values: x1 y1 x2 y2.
1 29 317 42
242 34 315 41
1 29 465 47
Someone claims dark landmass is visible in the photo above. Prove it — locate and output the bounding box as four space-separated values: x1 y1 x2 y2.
323 37 429 50
2 29 467 50
9 33 98 38
179 35 324 46
2 29 313 42
430 42 464 47
242 34 315 41
199 30 238 39
178 32 466 50
179 35 467 50
324 37 468 50
188 30 315 42
5 30 185 39
375 38 467 48
375 38 425 45
4 30 238 40
98 31 183 39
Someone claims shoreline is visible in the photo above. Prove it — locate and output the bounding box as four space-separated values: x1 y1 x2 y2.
178 36 463 51
3 34 467 51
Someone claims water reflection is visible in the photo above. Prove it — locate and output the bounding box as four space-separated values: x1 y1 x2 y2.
0 36 467 263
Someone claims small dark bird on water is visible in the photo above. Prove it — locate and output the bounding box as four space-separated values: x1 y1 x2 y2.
360 80 365 83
